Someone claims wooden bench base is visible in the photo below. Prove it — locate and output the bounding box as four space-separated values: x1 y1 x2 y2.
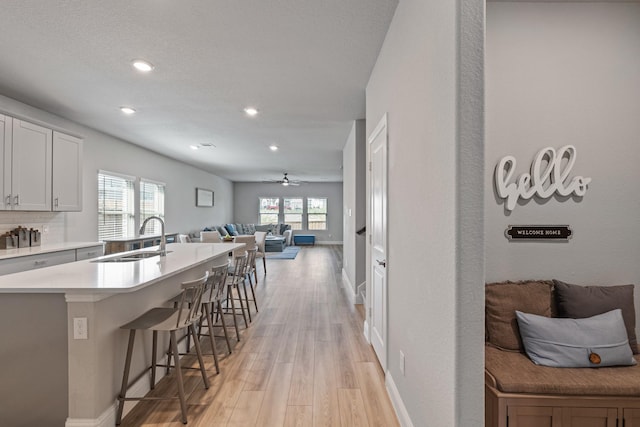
486 383 640 427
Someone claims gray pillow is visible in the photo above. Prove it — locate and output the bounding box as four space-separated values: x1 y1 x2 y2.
553 280 638 354
516 309 636 368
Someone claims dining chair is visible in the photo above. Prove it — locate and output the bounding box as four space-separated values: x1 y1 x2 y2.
254 231 267 275
201 231 221 242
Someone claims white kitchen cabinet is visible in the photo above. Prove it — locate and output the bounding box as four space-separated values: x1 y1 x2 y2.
0 115 82 212
0 114 10 210
0 249 76 276
52 131 83 211
75 245 103 261
8 119 52 211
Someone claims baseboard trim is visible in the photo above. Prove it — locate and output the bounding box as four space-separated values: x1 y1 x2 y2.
386 372 415 427
363 319 370 343
341 268 356 304
65 402 116 427
355 281 366 304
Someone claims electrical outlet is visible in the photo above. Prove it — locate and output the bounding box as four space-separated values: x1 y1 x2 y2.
42 225 49 234
400 351 405 376
73 317 88 340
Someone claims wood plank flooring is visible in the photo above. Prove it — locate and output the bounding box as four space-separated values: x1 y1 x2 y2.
120 245 399 427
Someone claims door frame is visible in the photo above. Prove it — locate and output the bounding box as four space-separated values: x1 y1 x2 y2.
366 113 388 371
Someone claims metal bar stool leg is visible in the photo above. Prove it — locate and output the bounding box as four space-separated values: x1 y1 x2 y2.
190 323 211 387
170 330 188 424
217 300 233 354
227 284 242 339
203 303 220 373
151 330 157 388
241 278 252 323
116 329 136 425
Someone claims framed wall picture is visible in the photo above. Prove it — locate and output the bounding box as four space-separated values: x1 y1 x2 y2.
196 188 214 207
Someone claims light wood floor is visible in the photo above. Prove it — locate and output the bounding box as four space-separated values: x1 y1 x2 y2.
120 245 399 427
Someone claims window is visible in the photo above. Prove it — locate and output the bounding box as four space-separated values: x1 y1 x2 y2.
307 197 328 230
283 197 303 230
259 197 279 225
98 172 135 240
140 180 165 235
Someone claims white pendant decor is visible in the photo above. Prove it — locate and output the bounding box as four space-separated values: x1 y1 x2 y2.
495 145 591 212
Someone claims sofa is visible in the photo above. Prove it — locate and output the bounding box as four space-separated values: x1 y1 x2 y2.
485 279 640 427
204 223 293 246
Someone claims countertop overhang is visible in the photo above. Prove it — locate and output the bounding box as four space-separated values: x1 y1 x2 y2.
0 243 242 298
0 241 104 260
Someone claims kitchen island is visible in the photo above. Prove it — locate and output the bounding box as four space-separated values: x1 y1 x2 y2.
0 242 242 427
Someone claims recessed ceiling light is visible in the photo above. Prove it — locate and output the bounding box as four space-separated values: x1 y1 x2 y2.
120 106 136 115
189 145 199 150
244 107 258 116
132 60 154 72
269 145 278 151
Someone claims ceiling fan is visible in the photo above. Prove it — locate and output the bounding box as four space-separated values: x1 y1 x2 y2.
264 172 302 186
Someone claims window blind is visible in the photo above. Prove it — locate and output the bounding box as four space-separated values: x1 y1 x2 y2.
140 180 165 235
98 172 135 240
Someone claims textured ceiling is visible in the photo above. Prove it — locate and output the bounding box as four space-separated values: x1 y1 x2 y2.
0 0 397 182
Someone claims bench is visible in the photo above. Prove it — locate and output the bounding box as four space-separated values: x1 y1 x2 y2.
485 280 640 426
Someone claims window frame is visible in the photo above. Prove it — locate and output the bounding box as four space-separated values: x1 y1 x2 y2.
139 179 166 236
258 197 280 225
306 196 328 231
97 170 136 241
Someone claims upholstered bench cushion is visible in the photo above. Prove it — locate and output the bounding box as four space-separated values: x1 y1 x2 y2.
486 345 640 396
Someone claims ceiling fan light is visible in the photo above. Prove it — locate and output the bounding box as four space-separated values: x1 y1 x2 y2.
282 181 289 186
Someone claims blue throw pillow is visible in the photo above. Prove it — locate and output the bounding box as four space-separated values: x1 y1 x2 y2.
215 225 229 238
516 309 636 368
225 224 238 236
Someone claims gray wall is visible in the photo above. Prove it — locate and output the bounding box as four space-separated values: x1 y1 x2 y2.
233 182 344 243
342 120 366 295
0 94 234 243
366 0 484 425
486 2 640 331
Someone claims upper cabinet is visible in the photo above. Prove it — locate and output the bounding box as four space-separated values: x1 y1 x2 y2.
52 132 82 211
11 119 52 211
0 115 10 210
0 115 83 212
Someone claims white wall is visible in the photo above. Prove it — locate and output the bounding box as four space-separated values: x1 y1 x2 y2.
486 2 640 330
366 0 484 425
342 120 366 295
233 182 344 243
0 94 233 242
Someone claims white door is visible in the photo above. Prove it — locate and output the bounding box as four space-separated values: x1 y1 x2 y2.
52 131 83 211
12 119 52 211
369 114 388 369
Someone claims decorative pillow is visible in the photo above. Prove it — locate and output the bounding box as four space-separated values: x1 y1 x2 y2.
553 280 638 354
245 224 256 235
516 309 636 368
254 224 270 233
215 225 229 238
224 224 238 236
485 281 553 352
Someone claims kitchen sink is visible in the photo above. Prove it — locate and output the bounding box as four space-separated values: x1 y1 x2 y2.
92 250 173 263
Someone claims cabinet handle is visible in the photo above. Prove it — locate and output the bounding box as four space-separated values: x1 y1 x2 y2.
34 260 48 266
5 195 10 206
86 252 96 256
14 195 19 206
54 198 59 208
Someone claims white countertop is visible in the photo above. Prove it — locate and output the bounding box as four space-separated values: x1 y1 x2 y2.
0 243 241 296
0 241 104 260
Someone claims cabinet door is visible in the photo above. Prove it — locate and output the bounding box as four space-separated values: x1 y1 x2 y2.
508 406 561 427
624 409 640 427
0 115 10 210
11 119 52 211
76 245 103 261
52 131 83 211
562 407 617 427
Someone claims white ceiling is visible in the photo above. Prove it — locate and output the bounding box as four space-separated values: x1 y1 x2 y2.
0 1 397 183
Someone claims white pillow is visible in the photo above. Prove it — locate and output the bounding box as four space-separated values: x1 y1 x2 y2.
516 309 636 368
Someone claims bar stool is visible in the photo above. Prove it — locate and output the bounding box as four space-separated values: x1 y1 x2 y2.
244 247 259 314
116 272 210 425
226 252 250 330
197 262 234 356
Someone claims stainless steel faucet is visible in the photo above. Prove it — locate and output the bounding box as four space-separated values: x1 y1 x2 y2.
139 216 167 256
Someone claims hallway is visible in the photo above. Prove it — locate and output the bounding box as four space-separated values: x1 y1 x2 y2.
120 245 399 426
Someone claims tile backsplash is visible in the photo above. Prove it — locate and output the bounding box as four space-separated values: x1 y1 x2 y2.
0 212 65 245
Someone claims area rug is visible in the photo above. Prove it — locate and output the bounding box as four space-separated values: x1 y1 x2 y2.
266 246 300 260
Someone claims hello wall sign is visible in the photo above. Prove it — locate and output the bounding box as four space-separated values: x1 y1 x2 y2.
494 145 591 212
